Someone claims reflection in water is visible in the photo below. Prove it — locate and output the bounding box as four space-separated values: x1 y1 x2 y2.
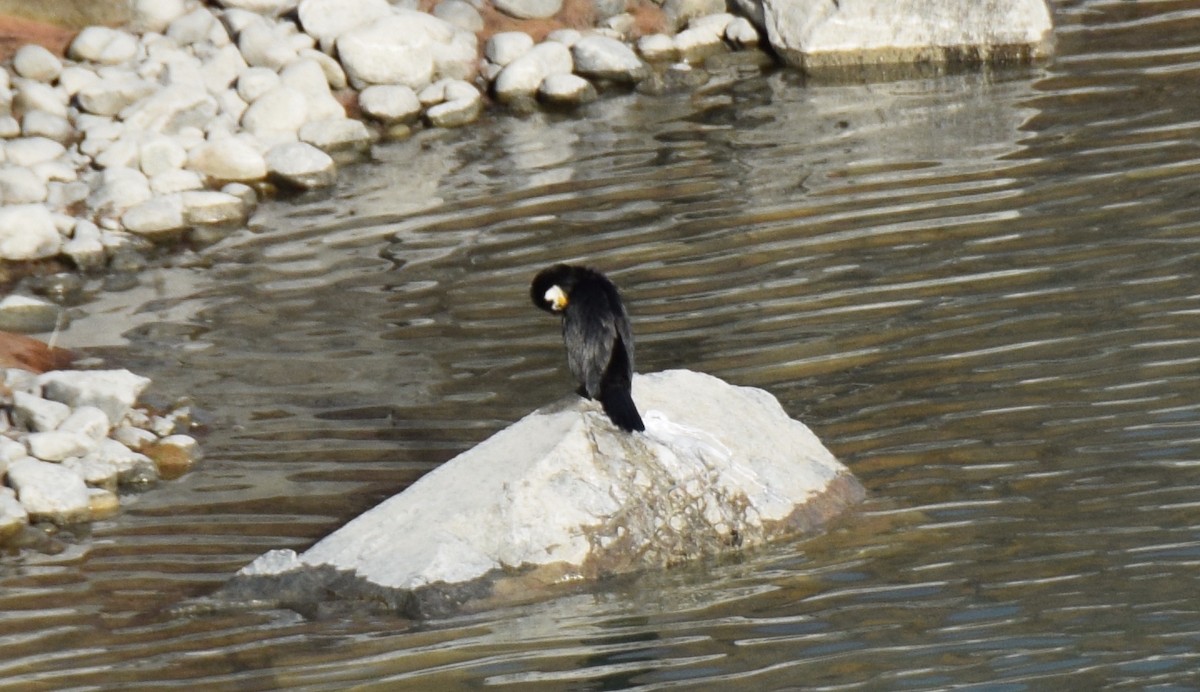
4 2 1200 688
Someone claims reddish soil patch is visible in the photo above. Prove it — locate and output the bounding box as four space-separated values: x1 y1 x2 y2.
0 13 75 62
0 331 74 374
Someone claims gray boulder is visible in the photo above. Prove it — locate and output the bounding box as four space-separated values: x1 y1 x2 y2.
229 370 865 617
747 0 1054 69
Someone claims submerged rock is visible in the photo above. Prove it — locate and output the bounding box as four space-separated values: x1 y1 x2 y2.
228 370 865 617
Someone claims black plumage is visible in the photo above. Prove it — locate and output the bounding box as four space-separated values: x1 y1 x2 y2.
531 264 645 432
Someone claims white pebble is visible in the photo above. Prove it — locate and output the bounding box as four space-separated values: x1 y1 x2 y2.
236 67 280 104
12 45 64 82
122 194 187 236
187 138 268 181
358 85 421 124
12 391 72 432
59 406 114 441
265 141 336 188
26 431 97 462
0 204 61 260
6 458 91 524
0 167 48 203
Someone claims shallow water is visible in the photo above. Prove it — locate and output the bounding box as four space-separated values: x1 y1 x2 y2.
6 1 1200 688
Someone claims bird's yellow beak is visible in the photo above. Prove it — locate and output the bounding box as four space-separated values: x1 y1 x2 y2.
544 285 568 311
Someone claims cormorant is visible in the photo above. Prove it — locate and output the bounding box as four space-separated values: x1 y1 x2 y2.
531 264 645 432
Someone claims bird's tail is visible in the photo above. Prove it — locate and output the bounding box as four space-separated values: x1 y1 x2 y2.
600 386 645 432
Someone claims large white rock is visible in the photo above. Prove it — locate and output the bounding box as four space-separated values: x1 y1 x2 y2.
7 458 92 524
0 204 61 260
336 11 477 90
38 369 152 427
232 370 864 616
750 0 1054 68
493 41 574 103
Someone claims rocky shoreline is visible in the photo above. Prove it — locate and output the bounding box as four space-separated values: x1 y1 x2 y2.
1 363 197 547
0 0 778 294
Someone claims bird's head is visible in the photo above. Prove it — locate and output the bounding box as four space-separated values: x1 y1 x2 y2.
531 263 579 314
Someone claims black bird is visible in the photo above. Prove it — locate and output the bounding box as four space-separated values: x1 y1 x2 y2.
531 264 645 432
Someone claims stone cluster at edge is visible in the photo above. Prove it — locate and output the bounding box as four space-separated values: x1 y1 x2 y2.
0 367 198 543
0 0 766 270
